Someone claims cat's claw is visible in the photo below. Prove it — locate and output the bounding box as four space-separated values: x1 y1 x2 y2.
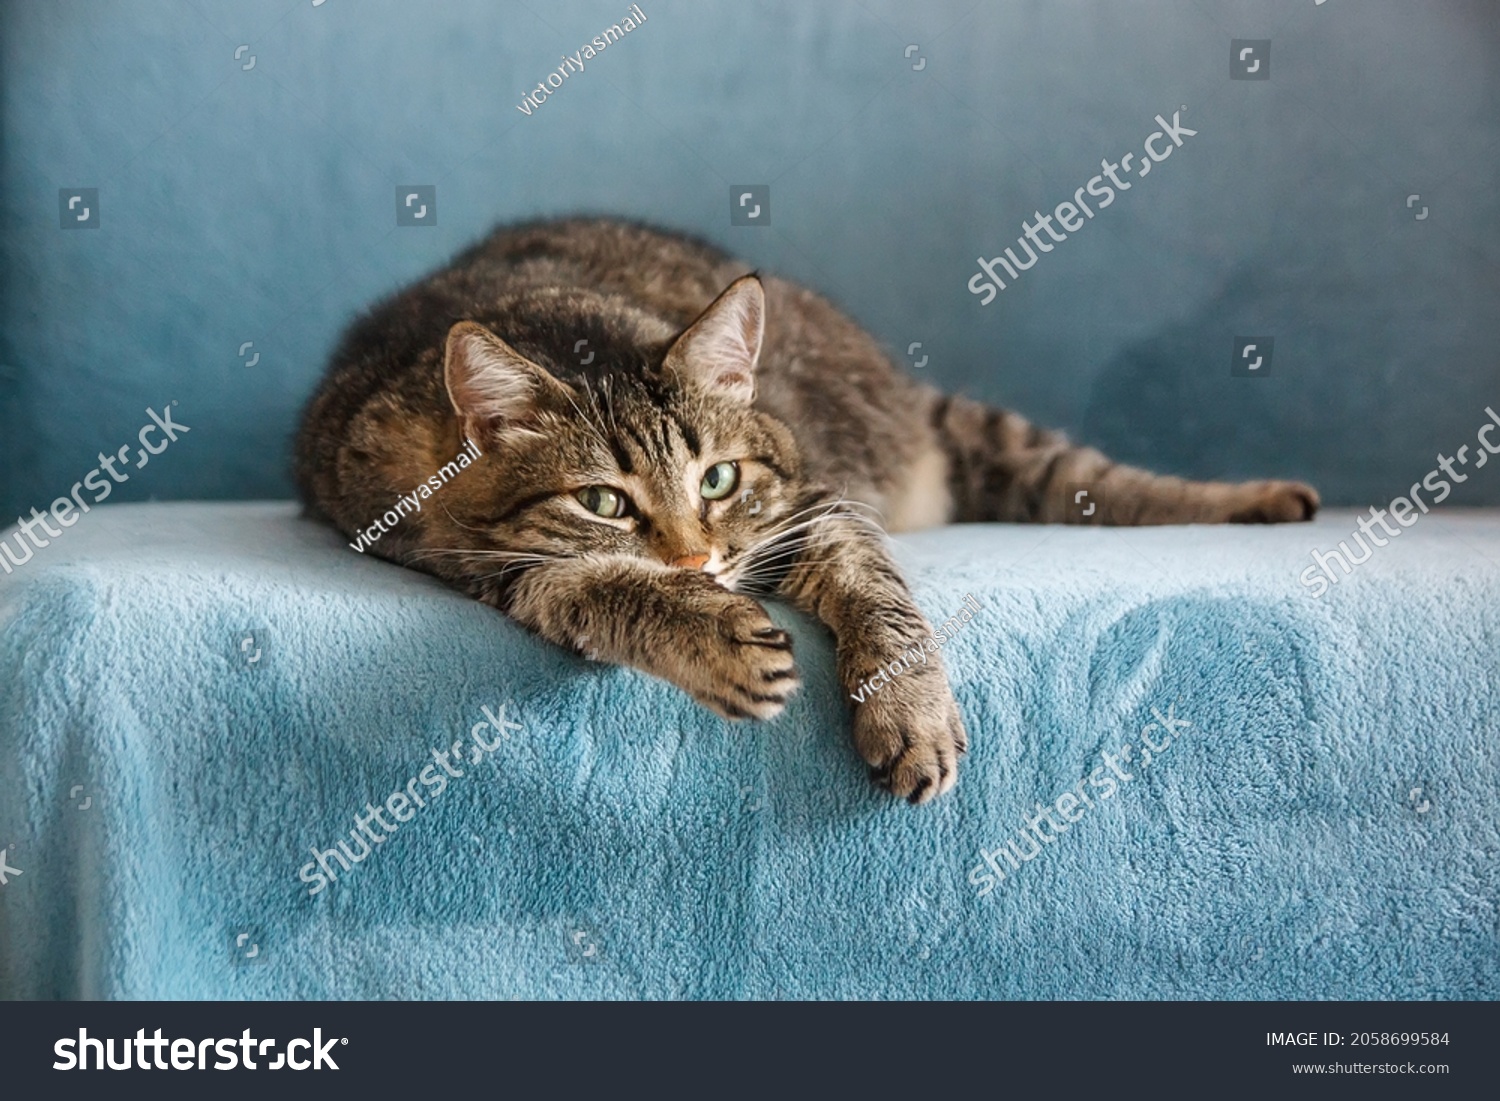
680 595 801 721
852 673 967 805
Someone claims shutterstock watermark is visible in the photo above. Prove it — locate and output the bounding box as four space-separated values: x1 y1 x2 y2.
0 403 190 575
1300 405 1500 598
968 109 1197 304
298 703 522 895
969 703 1193 896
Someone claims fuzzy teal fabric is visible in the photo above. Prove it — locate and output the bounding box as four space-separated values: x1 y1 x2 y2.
1 502 1496 999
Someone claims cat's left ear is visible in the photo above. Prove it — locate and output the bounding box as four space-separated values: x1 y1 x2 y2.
663 274 765 404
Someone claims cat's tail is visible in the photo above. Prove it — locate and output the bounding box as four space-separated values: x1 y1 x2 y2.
925 392 1319 525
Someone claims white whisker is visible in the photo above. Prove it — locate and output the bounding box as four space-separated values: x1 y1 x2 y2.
406 547 564 563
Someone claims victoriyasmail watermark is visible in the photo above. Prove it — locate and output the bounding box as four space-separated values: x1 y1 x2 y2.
298 703 522 895
515 4 647 116
1299 405 1500 598
968 703 1193 896
850 593 982 703
967 110 1197 304
347 437 481 554
0 403 190 575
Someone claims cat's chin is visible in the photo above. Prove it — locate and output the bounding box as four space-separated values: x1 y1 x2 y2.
663 560 736 591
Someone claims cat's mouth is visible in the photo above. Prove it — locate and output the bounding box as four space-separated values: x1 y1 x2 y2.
714 557 765 594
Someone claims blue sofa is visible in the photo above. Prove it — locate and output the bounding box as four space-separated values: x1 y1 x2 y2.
2 502 1495 999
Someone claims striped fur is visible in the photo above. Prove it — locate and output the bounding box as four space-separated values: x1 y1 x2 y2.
929 393 1318 525
295 217 1317 804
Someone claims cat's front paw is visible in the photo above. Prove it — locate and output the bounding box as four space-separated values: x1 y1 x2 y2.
852 671 967 805
1228 480 1320 523
675 593 801 721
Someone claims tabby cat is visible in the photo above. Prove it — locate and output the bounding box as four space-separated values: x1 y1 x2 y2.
295 218 1317 804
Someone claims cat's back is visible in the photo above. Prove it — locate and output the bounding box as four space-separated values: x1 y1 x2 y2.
442 217 748 324
328 217 750 388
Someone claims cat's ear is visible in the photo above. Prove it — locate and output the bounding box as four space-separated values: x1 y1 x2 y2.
663 274 765 404
444 321 570 438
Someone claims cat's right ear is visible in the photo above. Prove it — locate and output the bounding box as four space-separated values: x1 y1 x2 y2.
444 321 570 440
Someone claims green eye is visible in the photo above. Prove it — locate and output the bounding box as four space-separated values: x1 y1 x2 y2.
575 486 627 518
700 461 739 501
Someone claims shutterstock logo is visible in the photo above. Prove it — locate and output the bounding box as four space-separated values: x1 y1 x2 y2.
1231 336 1274 377
1231 39 1271 80
54 1028 344 1071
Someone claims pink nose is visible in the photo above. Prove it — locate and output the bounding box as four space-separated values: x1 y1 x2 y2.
669 553 711 571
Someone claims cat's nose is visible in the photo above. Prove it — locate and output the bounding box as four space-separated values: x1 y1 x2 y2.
669 553 711 571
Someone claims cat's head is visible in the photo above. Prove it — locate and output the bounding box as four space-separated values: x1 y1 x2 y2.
423 276 817 595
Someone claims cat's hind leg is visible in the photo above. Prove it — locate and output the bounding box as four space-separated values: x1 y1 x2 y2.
925 392 1319 526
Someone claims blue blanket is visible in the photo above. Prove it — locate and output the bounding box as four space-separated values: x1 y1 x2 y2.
1 503 1496 999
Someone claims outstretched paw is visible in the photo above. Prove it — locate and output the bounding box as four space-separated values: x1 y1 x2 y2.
852 673 967 805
